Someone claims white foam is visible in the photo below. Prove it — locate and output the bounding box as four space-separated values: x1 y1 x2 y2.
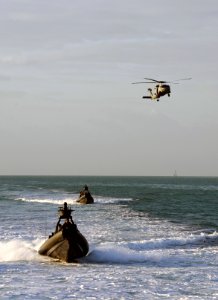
85 243 179 266
15 195 132 205
123 232 218 251
0 238 45 262
85 231 218 265
94 196 133 204
16 197 78 205
86 245 146 264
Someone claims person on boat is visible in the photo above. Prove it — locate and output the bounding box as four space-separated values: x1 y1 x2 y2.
55 219 63 233
83 185 89 195
59 202 74 219
81 185 94 204
62 218 77 238
54 202 75 234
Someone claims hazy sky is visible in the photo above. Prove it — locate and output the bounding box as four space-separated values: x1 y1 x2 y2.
0 0 218 176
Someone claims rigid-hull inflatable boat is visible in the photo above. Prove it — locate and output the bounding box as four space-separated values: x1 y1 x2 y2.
38 202 89 262
76 185 94 204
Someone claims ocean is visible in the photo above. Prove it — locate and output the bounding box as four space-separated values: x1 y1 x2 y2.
0 176 218 299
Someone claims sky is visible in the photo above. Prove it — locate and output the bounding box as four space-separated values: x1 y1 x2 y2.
0 0 218 176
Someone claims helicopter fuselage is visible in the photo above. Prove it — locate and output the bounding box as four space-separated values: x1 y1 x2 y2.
148 84 171 100
156 84 171 97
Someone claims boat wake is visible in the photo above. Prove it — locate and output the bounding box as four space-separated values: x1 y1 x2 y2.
15 195 132 205
15 196 79 205
1 231 217 265
84 231 218 265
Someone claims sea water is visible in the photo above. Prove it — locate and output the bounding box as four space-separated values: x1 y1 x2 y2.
0 176 218 299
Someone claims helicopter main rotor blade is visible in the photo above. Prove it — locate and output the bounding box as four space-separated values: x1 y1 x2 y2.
144 78 167 83
173 78 192 81
143 77 192 83
132 81 155 84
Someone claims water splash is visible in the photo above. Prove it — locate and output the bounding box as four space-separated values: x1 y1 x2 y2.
0 238 45 262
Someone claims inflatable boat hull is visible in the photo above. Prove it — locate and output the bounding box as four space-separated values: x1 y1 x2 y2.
38 229 89 262
76 195 94 204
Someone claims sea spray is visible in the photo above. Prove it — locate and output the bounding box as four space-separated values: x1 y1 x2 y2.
0 238 45 262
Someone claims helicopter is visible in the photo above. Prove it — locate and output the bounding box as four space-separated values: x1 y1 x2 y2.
132 77 192 101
